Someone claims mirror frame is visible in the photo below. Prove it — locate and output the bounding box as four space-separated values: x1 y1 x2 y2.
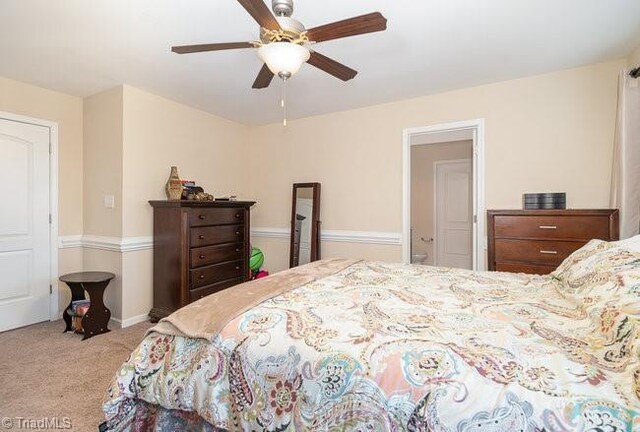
289 182 321 268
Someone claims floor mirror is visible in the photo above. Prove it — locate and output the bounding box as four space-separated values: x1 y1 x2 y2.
289 183 321 268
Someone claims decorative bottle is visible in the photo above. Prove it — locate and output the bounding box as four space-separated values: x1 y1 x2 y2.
165 166 182 200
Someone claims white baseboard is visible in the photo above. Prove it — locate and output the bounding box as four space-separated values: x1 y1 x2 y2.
110 313 150 329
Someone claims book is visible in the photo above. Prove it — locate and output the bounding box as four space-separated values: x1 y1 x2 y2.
76 303 90 316
70 301 90 333
71 299 90 314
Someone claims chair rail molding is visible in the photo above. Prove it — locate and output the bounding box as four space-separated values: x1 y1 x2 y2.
60 229 402 252
251 227 402 245
59 235 153 252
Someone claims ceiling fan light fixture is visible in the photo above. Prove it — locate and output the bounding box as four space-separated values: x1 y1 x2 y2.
258 42 310 77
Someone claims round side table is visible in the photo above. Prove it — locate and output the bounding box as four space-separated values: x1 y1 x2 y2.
59 271 115 340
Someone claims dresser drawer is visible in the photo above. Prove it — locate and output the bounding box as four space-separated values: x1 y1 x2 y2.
493 215 612 240
190 260 244 289
495 262 557 275
189 277 244 302
190 243 244 269
189 207 244 227
190 224 244 248
494 239 586 266
148 200 255 322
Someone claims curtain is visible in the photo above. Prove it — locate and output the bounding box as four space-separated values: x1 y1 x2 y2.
610 68 640 239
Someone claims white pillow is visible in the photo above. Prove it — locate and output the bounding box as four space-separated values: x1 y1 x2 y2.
614 234 640 252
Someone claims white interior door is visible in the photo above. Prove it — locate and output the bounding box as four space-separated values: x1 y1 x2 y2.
434 159 472 269
0 118 51 332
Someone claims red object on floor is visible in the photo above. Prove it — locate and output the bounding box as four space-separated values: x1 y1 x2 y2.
255 270 269 279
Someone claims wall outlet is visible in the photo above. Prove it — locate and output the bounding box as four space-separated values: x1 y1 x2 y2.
104 195 115 209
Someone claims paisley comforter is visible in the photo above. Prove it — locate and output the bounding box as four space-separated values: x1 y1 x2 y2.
103 240 640 431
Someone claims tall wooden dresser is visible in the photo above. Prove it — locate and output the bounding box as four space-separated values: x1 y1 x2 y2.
487 209 619 275
148 200 255 322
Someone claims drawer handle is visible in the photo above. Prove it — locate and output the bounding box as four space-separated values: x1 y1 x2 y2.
199 255 205 259
235 248 240 253
235 231 240 235
199 274 205 279
235 213 241 218
540 250 558 255
199 214 206 220
235 266 240 270
539 225 557 230
199 235 205 240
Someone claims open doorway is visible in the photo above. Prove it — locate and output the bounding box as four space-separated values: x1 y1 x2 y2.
411 140 473 268
402 119 486 270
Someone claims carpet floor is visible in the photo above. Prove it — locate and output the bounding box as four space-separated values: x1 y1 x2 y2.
0 319 152 431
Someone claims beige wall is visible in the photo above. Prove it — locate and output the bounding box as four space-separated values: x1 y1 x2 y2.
83 248 123 320
121 85 251 237
79 85 251 322
81 87 125 318
248 59 624 272
83 87 124 237
0 76 84 313
2 56 628 324
120 250 152 321
113 86 250 321
629 45 640 66
411 140 473 264
0 76 84 236
57 247 84 313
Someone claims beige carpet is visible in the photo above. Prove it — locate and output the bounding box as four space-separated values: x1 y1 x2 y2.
0 319 152 431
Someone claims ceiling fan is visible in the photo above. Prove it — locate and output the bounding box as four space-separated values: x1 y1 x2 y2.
171 0 388 89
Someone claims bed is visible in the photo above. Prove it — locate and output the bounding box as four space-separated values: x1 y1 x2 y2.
102 239 640 431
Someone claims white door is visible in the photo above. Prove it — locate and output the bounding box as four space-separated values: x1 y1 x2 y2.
434 159 472 269
0 118 51 332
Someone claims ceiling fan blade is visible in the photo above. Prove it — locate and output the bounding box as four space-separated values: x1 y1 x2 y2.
307 51 358 81
237 0 281 31
172 42 255 54
252 64 275 89
306 12 387 43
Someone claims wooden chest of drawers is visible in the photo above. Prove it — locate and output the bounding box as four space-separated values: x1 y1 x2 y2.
487 209 619 275
148 200 255 322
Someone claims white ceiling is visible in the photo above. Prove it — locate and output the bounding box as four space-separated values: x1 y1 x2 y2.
1 0 639 125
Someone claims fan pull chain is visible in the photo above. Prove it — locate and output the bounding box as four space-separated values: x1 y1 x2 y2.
281 75 288 127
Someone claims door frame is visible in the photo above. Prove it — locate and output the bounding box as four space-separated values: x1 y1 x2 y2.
402 119 486 270
0 111 59 321
433 158 473 267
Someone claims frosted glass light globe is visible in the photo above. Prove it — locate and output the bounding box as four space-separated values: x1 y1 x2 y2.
258 42 310 76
